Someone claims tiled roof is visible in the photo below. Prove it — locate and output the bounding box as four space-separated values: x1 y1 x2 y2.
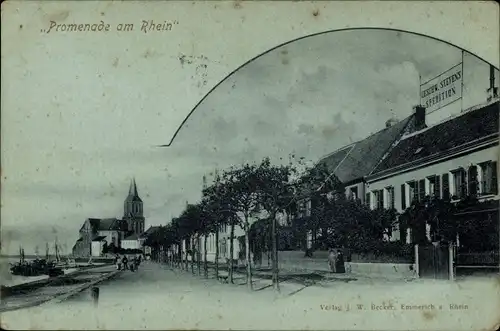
316 115 413 183
143 226 160 236
88 218 101 232
97 218 121 231
371 101 499 175
84 218 124 232
124 233 140 240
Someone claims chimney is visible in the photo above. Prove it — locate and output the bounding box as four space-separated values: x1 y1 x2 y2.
413 105 427 131
487 64 498 102
385 117 398 128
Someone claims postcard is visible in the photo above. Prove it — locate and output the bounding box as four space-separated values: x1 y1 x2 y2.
1 1 499 330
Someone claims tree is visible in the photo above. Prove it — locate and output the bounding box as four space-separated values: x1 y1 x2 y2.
253 157 297 291
178 204 203 274
293 161 344 248
399 195 456 245
200 183 226 279
217 161 266 290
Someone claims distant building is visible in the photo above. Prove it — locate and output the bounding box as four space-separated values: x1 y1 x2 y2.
123 179 145 235
91 236 107 257
72 179 147 257
140 226 162 256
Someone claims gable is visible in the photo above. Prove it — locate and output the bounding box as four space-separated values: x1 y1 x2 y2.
317 115 413 183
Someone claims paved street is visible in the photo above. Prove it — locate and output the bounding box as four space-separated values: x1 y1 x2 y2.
1 261 499 330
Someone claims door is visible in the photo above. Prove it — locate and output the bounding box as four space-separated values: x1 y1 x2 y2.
418 243 450 279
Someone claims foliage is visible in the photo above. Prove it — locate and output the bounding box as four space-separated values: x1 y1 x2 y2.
399 195 498 250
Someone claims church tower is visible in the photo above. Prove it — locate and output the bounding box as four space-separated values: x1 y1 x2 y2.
123 178 145 234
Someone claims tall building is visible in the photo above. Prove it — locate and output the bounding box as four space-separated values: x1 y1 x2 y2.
72 178 146 257
123 178 145 235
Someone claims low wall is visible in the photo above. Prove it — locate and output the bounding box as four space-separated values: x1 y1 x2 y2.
272 250 417 279
274 250 331 272
345 262 417 279
167 250 417 279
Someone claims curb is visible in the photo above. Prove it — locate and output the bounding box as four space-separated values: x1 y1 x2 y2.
48 270 121 304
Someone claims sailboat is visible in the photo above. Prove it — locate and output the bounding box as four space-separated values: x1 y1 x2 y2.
9 245 47 277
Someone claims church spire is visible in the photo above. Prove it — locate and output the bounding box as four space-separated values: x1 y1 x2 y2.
128 178 139 197
132 178 139 196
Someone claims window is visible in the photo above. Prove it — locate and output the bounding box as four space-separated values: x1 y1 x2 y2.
442 173 450 200
385 186 395 209
479 161 498 195
374 190 384 209
407 181 417 205
349 187 358 200
468 166 478 196
452 168 467 198
401 184 406 210
305 200 312 217
418 179 426 201
427 175 441 198
365 192 371 208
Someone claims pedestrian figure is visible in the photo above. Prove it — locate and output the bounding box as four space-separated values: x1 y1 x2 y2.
336 250 346 273
134 255 140 270
328 249 338 273
122 255 128 271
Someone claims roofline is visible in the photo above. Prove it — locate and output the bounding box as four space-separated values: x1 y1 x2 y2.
401 98 499 142
316 143 356 165
367 115 415 177
367 134 499 182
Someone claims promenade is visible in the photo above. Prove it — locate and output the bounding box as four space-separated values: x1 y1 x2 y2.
1 261 498 330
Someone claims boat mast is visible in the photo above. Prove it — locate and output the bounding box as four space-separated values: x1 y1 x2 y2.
46 242 49 260
55 236 62 262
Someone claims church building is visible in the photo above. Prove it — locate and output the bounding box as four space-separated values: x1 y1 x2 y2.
71 178 146 257
123 178 146 235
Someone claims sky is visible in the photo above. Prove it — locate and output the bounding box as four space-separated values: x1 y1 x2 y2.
1 28 498 255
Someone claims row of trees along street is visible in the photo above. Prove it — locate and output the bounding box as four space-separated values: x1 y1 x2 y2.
144 156 408 292
144 156 498 291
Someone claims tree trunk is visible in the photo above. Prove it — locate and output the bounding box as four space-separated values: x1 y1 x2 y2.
229 222 235 284
178 244 182 268
204 234 208 278
184 240 189 271
244 217 253 291
191 237 195 274
215 224 220 281
267 228 271 267
197 235 202 276
271 212 280 292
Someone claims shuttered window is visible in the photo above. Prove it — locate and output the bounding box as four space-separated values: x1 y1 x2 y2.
434 175 441 198
480 161 496 194
492 161 498 194
387 186 395 209
452 169 467 198
442 173 450 200
418 179 426 201
401 184 406 210
468 166 478 196
407 181 416 205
